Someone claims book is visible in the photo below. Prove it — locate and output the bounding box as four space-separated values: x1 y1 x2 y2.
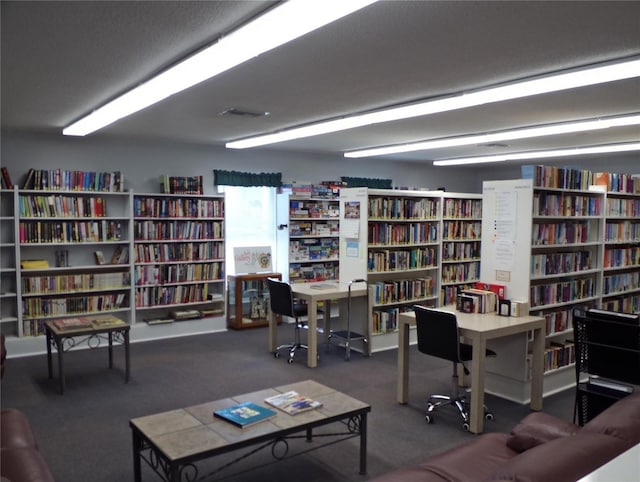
90 316 126 328
94 250 106 265
20 259 50 269
1 167 13 189
213 401 276 428
264 390 323 415
110 246 129 264
52 317 93 331
22 168 36 189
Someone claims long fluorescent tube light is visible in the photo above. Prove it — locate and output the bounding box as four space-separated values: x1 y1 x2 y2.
63 0 378 136
344 113 640 158
432 142 640 166
227 57 640 149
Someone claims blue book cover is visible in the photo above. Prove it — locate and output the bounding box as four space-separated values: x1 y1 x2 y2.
213 401 276 428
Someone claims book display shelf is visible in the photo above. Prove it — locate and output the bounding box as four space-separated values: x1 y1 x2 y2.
227 272 281 330
17 187 133 338
0 187 19 337
440 193 482 305
339 187 443 353
287 195 340 284
133 193 225 325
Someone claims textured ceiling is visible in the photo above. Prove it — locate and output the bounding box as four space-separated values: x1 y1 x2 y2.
2 0 639 164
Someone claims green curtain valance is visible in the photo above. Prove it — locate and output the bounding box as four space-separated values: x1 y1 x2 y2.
214 170 282 187
341 176 392 189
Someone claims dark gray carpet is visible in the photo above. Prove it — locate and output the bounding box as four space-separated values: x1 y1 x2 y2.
1 324 575 481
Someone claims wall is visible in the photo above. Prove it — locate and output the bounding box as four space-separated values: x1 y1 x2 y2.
1 132 477 193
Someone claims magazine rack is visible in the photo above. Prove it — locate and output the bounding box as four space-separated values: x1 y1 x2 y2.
572 308 640 425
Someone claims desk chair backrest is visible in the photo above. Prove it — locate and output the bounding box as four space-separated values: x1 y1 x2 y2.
267 278 296 319
414 305 462 364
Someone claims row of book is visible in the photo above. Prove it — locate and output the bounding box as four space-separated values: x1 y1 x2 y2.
542 308 573 336
22 293 127 318
19 220 123 244
372 306 402 334
134 242 223 263
134 262 223 286
530 278 595 308
371 277 435 305
442 198 482 219
442 220 481 241
441 261 481 284
457 287 499 313
289 238 339 262
135 284 211 307
603 272 640 296
367 247 438 273
544 339 575 372
289 262 337 282
531 221 591 246
532 192 602 217
21 272 131 294
604 221 640 243
523 165 640 194
133 196 223 218
22 168 124 192
441 283 477 306
368 221 439 246
133 220 224 241
605 197 640 217
289 200 339 219
530 250 592 277
368 196 439 220
289 220 339 237
442 241 480 262
287 180 344 199
159 175 204 195
601 294 640 314
19 195 109 218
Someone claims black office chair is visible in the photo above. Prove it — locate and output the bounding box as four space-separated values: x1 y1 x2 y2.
267 278 311 364
414 305 496 431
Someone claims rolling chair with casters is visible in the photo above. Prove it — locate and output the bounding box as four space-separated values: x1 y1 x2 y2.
413 305 496 431
267 278 313 364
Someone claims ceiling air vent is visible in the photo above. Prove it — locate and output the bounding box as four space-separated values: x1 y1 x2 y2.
218 108 270 118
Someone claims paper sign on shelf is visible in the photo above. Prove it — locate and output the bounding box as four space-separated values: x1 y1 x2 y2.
233 246 272 274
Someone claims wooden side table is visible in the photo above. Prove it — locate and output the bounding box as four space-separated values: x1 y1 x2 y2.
227 273 282 329
44 315 130 394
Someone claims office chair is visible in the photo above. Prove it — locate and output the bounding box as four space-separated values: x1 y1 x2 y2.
267 278 311 364
414 305 496 431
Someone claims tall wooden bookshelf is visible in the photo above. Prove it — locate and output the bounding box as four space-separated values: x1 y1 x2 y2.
481 172 606 403
339 187 442 352
287 196 340 284
0 187 19 337
132 193 225 324
17 188 133 337
440 193 482 305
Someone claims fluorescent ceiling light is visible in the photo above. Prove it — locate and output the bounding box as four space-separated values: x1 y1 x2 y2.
344 113 640 158
432 142 640 166
63 0 378 136
227 57 640 149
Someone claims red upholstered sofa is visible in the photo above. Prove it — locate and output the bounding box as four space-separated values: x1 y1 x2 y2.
370 391 640 482
1 334 56 482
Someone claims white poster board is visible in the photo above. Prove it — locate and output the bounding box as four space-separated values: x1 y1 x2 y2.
233 246 272 274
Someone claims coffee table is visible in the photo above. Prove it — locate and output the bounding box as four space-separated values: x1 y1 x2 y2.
130 380 371 482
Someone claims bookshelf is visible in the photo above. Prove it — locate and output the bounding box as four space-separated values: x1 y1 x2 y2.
440 193 482 305
1 187 19 337
339 187 442 352
132 193 225 324
287 196 340 284
17 188 133 337
481 173 605 403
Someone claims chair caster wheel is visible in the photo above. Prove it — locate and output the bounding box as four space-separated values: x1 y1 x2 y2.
273 352 280 359
485 412 494 421
462 422 470 431
287 358 294 364
425 415 433 424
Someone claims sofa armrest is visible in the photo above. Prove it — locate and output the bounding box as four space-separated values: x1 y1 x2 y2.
506 411 580 452
1 409 38 450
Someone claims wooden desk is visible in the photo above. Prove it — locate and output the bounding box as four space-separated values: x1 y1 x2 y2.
397 306 545 433
268 281 368 368
44 315 130 394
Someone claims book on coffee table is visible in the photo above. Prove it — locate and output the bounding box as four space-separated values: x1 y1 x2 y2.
213 402 276 428
264 390 323 415
52 317 93 331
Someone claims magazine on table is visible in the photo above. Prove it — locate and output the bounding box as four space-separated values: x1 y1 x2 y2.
213 401 276 428
264 390 323 415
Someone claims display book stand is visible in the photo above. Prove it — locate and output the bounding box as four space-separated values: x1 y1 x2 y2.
227 272 282 329
327 279 368 360
572 307 640 426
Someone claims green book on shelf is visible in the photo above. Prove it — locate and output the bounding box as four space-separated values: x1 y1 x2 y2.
213 402 276 428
